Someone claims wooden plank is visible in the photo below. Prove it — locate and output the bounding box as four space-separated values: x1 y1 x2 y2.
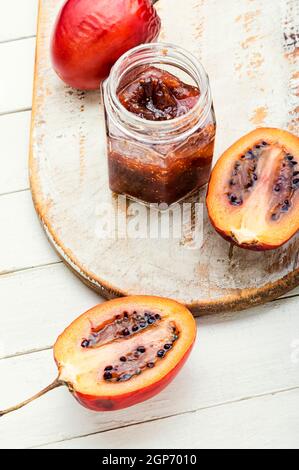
0 179 297 294
280 286 299 298
0 0 297 450
0 263 101 359
0 191 59 274
0 256 298 358
0 38 35 115
39 388 299 449
0 0 38 43
30 0 299 315
0 111 31 195
1 295 299 448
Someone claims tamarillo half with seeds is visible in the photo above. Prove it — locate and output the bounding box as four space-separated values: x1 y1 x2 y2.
0 296 196 416
206 128 299 250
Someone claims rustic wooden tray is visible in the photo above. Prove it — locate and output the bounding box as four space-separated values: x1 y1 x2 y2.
30 0 299 315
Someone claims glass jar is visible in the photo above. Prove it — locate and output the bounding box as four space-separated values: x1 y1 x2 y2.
102 43 216 206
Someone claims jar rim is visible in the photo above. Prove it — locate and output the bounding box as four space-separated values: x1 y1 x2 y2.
104 42 213 144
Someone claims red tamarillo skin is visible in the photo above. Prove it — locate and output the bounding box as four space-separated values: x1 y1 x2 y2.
54 296 196 412
51 0 161 90
74 345 193 411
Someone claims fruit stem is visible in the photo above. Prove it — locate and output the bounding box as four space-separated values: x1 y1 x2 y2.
152 0 159 4
0 378 62 417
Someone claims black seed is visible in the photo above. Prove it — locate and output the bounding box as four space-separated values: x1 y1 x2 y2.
155 314 161 320
291 161 298 166
164 343 172 350
103 371 112 380
173 334 179 341
284 200 290 205
271 213 279 221
253 174 258 181
229 194 242 205
229 179 236 186
262 141 267 146
81 339 90 348
241 154 245 159
281 204 289 212
120 356 127 362
147 316 156 324
137 346 146 353
121 374 131 381
122 328 130 336
286 154 294 161
245 152 254 160
132 325 139 332
245 181 253 189
255 145 261 149
147 362 155 368
123 312 128 318
139 321 146 328
104 365 113 371
157 349 165 358
293 171 299 176
234 198 243 206
293 178 299 185
274 184 280 192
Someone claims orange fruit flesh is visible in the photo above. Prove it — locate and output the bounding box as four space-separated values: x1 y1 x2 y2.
207 128 299 249
54 296 196 397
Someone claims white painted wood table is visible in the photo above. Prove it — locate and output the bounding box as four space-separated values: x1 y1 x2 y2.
0 0 299 449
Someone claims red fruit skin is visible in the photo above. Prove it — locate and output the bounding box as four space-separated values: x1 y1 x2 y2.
51 0 161 90
72 343 194 412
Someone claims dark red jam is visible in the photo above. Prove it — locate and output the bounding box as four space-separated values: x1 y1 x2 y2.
118 67 200 121
107 66 215 205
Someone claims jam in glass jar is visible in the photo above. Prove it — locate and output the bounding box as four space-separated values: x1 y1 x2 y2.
102 43 216 206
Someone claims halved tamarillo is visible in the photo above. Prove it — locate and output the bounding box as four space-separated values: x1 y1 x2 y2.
206 128 299 250
0 296 196 416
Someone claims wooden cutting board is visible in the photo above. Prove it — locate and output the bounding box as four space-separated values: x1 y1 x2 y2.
30 0 299 315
